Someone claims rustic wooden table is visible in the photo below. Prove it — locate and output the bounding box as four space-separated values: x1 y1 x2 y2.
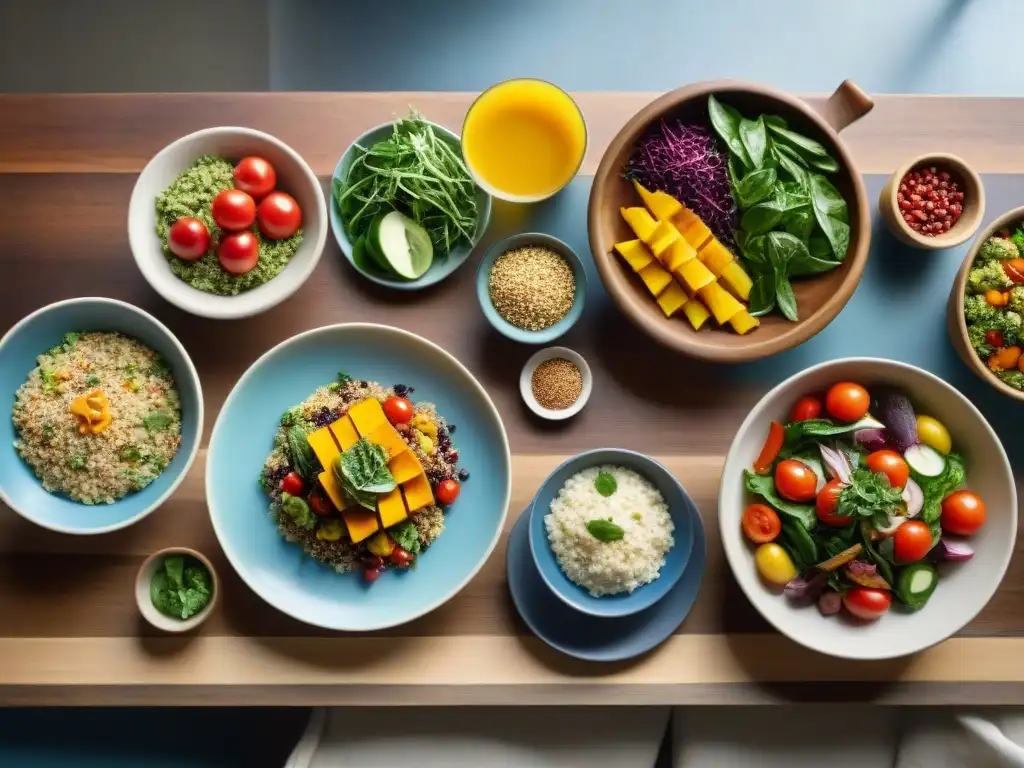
0 93 1022 706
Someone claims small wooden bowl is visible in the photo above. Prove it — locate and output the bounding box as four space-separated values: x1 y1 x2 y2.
135 547 219 632
879 153 984 250
947 205 1024 402
588 79 874 363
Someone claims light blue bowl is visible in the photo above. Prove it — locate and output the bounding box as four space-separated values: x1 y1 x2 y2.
329 121 493 290
206 323 512 631
0 298 203 534
528 449 695 618
477 232 588 344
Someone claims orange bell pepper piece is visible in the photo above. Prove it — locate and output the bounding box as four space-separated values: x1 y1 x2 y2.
753 420 785 474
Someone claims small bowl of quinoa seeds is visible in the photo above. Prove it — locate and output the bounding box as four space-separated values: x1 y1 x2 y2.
520 346 593 421
477 232 587 344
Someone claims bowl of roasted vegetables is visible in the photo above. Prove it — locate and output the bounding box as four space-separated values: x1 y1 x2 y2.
720 357 1016 660
588 79 874 362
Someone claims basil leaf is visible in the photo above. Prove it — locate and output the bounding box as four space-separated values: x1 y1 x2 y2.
739 116 768 169
766 122 836 165
775 272 799 322
744 470 817 530
789 253 842 277
766 231 807 272
708 95 752 168
782 209 815 243
809 154 840 174
734 167 777 208
594 470 617 497
808 234 833 260
771 143 812 188
764 115 788 130
164 555 185 589
809 174 851 260
586 519 625 542
333 438 396 510
741 200 784 235
742 234 767 265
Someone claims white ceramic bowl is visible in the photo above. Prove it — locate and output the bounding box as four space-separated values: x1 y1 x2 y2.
520 346 592 420
135 547 218 632
127 127 328 319
719 357 1016 660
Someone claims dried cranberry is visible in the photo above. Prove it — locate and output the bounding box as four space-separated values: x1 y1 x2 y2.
458 468 470 482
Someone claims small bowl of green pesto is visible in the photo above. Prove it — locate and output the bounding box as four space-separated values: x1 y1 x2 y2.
136 547 218 632
128 127 327 320
949 205 1024 401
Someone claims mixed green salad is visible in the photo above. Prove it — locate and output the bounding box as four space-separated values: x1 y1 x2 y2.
741 381 986 622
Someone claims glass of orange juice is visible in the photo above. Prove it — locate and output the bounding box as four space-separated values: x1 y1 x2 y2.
462 79 587 203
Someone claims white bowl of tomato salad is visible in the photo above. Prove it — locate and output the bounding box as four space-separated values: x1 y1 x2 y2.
719 357 1016 660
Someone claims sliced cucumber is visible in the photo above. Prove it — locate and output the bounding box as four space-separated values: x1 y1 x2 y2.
896 562 938 610
367 211 433 280
352 235 384 275
904 444 945 477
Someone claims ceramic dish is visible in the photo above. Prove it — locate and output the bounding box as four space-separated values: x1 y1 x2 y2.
879 152 984 250
476 232 588 344
329 121 493 290
0 298 203 535
508 499 706 662
948 205 1024 401
528 449 695 618
135 547 219 632
128 126 328 319
206 323 511 631
719 357 1016 660
519 346 592 420
588 79 874 362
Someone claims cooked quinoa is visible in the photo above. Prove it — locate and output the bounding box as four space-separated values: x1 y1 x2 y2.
12 332 182 504
260 376 459 574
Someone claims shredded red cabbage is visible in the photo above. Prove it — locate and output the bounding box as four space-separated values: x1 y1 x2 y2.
625 119 738 245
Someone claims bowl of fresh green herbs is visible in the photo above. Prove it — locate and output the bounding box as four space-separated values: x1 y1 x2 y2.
331 113 492 290
135 547 218 633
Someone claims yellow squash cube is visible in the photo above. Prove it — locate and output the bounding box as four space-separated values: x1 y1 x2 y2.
402 474 435 513
347 398 388 437
720 261 753 301
318 469 348 511
366 422 409 460
377 487 408 528
699 238 735 276
663 235 697 272
328 415 360 452
656 281 689 318
698 281 745 325
614 239 654 272
388 450 424 484
620 206 658 242
674 258 715 293
632 180 682 221
729 309 760 335
681 298 712 330
342 506 379 544
637 262 673 296
646 220 680 259
673 207 712 249
307 427 341 472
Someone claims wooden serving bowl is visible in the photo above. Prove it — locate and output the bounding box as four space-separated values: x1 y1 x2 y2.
947 205 1024 402
588 80 874 362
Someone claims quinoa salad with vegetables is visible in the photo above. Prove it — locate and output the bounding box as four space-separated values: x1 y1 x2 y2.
12 332 182 504
259 373 468 582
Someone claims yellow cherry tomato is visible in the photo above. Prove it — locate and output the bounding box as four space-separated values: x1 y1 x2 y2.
754 543 797 586
916 415 951 456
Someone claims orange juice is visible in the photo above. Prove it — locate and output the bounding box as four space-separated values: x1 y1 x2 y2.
462 79 586 202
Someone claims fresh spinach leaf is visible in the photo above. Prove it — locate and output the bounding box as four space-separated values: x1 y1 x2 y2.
809 174 851 260
764 115 788 130
734 167 777 208
789 253 843 277
741 200 784 235
771 143 812 187
860 523 895 586
741 233 767 265
747 272 776 317
782 209 815 243
739 116 768 169
708 94 752 168
809 154 840 174
918 453 966 523
780 517 818 568
808 234 833 259
766 122 836 166
744 470 817 530
775 272 799 322
784 416 882 444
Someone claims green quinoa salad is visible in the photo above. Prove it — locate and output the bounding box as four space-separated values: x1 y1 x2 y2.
155 156 303 295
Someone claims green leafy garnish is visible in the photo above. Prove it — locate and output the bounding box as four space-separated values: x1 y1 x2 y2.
149 357 172 379
40 368 60 395
68 453 87 470
85 374 101 387
586 519 625 542
124 362 138 375
120 444 142 462
42 423 54 442
286 425 318 482
150 555 213 620
62 332 80 349
143 410 174 432
594 470 617 497
280 407 303 427
836 468 903 528
148 455 168 472
917 453 966 523
280 492 315 530
389 520 422 554
743 470 816 530
333 438 396 510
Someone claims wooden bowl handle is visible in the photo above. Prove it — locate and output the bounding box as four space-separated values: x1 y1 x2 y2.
817 80 874 133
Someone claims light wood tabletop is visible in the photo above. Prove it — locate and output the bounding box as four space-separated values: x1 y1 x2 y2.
0 93 1022 706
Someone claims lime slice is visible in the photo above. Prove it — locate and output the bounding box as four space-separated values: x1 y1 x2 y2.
368 211 433 280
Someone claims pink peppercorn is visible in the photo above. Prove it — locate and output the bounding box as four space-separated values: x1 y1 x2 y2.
896 166 965 237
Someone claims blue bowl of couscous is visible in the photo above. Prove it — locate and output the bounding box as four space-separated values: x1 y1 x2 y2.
0 298 203 534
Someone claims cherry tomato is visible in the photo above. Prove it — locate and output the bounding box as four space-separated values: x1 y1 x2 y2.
774 459 818 502
382 396 414 425
741 503 781 544
390 547 414 568
217 231 260 274
865 450 909 490
233 156 277 199
825 382 870 422
789 395 823 422
364 556 385 570
308 492 332 517
893 519 933 563
986 330 1005 348
363 567 383 583
843 587 892 621
211 188 256 231
280 471 304 496
436 479 461 505
167 216 210 261
816 478 852 526
257 191 302 239
941 490 986 535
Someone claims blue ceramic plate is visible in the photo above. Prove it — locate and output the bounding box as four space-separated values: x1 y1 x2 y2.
476 233 588 344
508 500 706 662
0 298 203 534
206 323 511 631
329 121 492 290
528 449 694 618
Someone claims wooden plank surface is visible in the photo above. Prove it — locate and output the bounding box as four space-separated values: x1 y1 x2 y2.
0 93 1021 706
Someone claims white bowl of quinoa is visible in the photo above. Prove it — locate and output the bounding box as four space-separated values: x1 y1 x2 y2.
0 298 203 534
127 127 328 319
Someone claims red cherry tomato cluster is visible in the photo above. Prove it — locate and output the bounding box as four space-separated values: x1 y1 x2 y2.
166 156 302 277
896 166 964 236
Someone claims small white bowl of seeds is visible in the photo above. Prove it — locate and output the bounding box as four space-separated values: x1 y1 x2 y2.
520 346 592 421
